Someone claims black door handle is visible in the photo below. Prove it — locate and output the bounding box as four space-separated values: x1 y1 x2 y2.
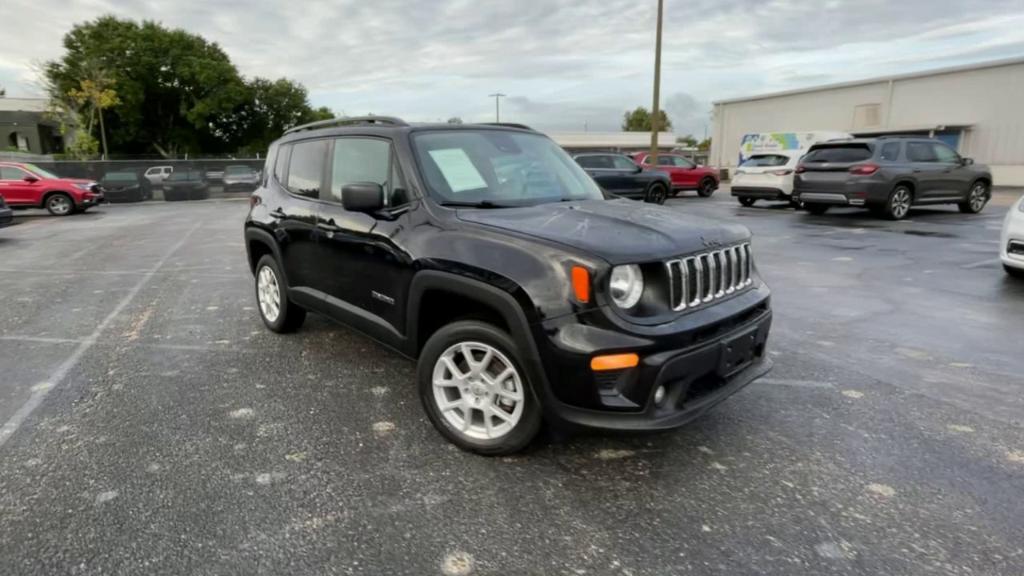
269 208 286 219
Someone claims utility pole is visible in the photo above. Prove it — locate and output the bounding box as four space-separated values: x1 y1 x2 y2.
488 93 506 122
648 0 664 165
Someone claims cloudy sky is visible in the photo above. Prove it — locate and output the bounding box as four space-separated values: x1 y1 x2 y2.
2 0 1023 137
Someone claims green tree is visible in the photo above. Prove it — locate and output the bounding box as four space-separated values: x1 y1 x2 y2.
45 16 251 156
697 137 711 152
232 78 333 154
622 106 672 132
67 65 119 158
675 134 698 148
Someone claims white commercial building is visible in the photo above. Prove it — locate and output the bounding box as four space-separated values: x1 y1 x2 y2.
710 57 1024 186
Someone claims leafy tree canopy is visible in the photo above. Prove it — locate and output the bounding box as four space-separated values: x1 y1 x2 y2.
622 106 673 132
44 16 331 156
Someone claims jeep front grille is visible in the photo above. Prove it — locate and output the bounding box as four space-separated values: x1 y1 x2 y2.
665 243 752 311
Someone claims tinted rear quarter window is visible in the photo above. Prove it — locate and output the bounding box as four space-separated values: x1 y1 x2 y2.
803 145 873 163
741 154 790 167
879 142 902 162
576 156 609 169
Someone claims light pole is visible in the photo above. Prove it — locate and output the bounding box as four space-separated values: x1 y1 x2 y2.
488 93 506 122
648 0 664 165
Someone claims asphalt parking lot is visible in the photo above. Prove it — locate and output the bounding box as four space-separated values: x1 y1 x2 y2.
1 188 1023 576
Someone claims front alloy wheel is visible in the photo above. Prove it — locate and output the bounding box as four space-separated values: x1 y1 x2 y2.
46 194 74 216
432 341 525 441
418 320 541 454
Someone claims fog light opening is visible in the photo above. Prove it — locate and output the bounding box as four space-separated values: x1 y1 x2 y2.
654 385 666 406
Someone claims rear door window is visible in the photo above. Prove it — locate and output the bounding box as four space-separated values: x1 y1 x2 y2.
576 156 610 169
803 145 872 163
907 142 939 162
286 140 328 198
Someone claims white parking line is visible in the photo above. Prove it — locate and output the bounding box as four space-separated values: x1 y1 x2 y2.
961 258 1002 269
0 222 202 449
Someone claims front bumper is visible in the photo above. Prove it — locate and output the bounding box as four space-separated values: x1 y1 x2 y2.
534 287 773 431
1001 207 1024 270
80 193 105 207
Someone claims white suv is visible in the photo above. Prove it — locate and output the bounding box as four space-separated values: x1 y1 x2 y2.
1002 194 1024 278
144 166 173 184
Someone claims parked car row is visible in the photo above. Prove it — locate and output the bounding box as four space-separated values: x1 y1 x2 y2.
572 152 719 204
732 134 993 222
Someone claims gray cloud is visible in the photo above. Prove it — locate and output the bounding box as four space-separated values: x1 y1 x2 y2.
1 0 1022 133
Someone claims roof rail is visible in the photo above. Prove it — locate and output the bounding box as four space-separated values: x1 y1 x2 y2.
874 134 931 140
480 122 535 131
284 116 408 135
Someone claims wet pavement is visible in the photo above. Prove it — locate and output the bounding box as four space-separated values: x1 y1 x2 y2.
1 189 1022 575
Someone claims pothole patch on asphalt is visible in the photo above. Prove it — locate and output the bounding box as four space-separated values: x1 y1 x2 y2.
228 408 255 419
372 421 396 435
947 424 975 433
866 483 896 498
841 390 864 399
95 490 119 505
1007 450 1024 464
441 551 474 576
594 449 635 460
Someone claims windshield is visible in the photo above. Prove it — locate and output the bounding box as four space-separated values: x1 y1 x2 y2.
741 154 792 167
225 165 254 175
24 164 60 179
412 130 603 206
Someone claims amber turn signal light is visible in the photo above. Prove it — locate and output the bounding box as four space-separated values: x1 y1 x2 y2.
590 353 639 372
571 266 590 303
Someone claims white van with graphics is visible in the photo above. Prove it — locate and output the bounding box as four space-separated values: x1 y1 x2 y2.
732 131 850 206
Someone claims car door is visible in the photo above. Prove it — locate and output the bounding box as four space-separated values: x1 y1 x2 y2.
577 154 619 193
0 165 38 206
654 155 692 188
905 141 944 200
267 139 326 292
608 154 646 196
931 142 970 198
313 137 415 341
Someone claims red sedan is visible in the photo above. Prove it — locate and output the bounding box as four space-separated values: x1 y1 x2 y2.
0 162 104 216
631 152 719 198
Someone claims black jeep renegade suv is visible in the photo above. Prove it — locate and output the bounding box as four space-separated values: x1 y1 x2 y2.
244 117 772 454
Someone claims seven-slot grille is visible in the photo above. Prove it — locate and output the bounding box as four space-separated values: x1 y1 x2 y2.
665 243 752 311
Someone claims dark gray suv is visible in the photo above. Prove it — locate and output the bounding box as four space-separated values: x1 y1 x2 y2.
792 137 992 220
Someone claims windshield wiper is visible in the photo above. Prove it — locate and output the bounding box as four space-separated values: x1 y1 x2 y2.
439 200 512 209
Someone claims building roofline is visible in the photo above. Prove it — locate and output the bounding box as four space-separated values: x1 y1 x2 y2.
712 56 1024 106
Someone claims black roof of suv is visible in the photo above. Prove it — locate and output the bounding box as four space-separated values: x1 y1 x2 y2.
243 116 773 454
793 135 992 220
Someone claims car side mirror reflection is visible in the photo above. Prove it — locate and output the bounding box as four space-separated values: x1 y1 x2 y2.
342 182 385 213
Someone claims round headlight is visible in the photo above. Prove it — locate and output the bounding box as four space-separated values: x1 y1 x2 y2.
609 264 644 309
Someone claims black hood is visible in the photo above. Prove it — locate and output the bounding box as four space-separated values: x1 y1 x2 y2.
456 198 750 265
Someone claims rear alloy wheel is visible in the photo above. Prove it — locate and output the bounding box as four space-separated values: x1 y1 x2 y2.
697 178 716 198
884 186 913 220
45 193 74 216
738 197 756 207
254 255 306 333
418 320 541 455
959 181 989 214
804 203 829 215
645 183 668 205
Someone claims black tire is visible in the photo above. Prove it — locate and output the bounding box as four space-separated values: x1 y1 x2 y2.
804 203 829 215
1005 265 1024 279
737 197 756 207
788 197 803 209
883 185 913 220
45 193 75 216
254 255 306 333
645 183 668 205
669 189 680 198
958 181 989 214
697 178 716 198
418 320 542 455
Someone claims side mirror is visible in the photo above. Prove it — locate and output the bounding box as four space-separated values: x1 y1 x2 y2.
962 157 974 166
633 164 643 174
342 182 385 213
23 175 39 184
